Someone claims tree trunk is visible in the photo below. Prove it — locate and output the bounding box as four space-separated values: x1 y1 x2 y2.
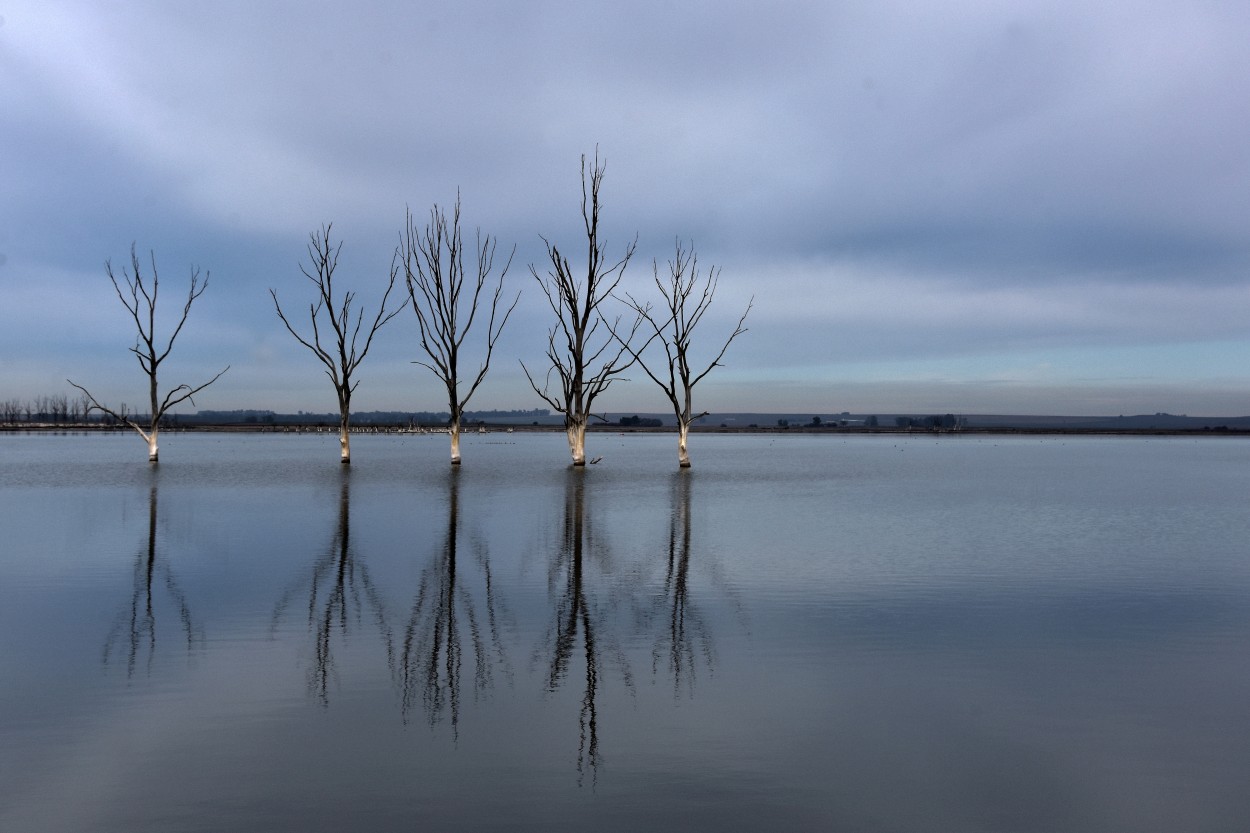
566 417 587 466
339 411 351 465
677 421 691 468
449 421 462 465
135 424 159 463
149 375 160 463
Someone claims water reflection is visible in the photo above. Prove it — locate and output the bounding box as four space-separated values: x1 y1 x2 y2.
652 469 716 697
399 468 511 735
102 477 203 676
271 471 393 704
539 469 634 786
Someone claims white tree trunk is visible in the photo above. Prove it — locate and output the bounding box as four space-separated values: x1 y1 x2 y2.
340 426 351 464
566 418 587 466
449 422 462 465
134 425 158 462
677 421 691 468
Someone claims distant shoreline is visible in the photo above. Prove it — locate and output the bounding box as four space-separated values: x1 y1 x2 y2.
5 423 1250 438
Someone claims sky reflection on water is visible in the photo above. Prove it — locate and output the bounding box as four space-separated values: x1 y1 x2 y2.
2 432 1250 832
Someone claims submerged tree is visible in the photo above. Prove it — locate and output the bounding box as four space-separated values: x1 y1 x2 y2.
616 241 751 467
68 245 229 461
394 197 519 465
271 224 401 464
521 150 641 466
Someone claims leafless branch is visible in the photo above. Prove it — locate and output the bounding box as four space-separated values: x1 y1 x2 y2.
394 196 519 462
611 240 751 466
67 244 228 460
528 148 641 464
271 224 401 463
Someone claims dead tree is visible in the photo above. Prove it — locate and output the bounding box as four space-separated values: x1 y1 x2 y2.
68 245 229 461
271 224 401 464
521 150 641 465
394 197 519 465
616 241 751 467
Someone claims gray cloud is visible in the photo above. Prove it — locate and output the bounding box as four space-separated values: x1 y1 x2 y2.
3 1 1249 415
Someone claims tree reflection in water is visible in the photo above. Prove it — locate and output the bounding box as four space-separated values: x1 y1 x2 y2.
103 478 203 677
539 468 634 787
271 471 393 705
399 467 511 735
652 469 716 697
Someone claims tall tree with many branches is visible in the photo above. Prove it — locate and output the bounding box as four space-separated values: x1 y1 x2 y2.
615 240 751 467
271 224 402 464
69 245 229 462
394 197 519 465
521 150 642 466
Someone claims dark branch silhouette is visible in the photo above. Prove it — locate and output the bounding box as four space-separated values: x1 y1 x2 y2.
69 244 229 461
271 224 402 464
394 196 519 464
614 240 751 467
521 149 643 465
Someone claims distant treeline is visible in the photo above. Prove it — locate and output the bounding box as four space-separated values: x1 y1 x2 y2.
618 415 663 427
2 394 85 424
187 408 553 426
8 394 1250 433
0 398 553 427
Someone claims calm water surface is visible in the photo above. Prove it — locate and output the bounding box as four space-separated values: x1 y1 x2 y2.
2 431 1249 832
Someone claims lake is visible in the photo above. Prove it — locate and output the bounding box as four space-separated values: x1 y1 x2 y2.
2 431 1249 832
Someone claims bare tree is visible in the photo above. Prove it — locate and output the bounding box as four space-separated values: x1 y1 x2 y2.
49 393 68 423
74 392 92 424
522 150 641 465
271 224 401 464
616 241 751 467
394 197 519 465
68 245 229 461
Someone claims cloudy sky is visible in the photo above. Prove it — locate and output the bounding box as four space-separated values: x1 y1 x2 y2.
3 0 1249 417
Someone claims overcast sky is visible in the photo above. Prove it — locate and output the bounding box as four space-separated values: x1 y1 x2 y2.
3 1 1249 417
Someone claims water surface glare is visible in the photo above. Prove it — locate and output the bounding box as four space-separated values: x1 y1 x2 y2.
2 432 1249 832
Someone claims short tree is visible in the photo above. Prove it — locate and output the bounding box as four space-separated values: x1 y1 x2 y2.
521 150 641 465
394 197 518 465
616 241 750 467
271 224 401 464
69 245 229 461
